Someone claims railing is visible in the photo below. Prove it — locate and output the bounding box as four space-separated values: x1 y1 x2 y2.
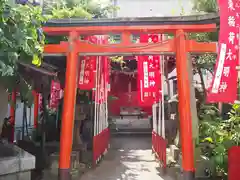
152 103 167 172
93 128 110 165
152 131 167 170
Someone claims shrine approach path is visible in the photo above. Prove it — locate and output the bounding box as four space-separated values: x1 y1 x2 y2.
80 135 174 180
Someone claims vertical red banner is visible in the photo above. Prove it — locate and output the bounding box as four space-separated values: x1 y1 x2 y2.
207 0 239 103
137 34 162 106
92 35 109 103
101 36 109 103
49 80 61 109
33 91 39 128
98 56 105 103
78 36 97 90
102 57 109 103
39 94 42 109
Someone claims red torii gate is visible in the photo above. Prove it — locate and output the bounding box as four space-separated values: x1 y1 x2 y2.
43 15 218 180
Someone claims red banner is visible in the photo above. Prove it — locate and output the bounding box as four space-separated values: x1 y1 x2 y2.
39 94 42 109
78 36 97 90
102 37 109 103
103 56 109 103
94 57 105 103
137 34 162 106
78 57 96 90
98 56 105 103
91 36 109 103
49 80 61 109
207 0 239 103
104 37 111 93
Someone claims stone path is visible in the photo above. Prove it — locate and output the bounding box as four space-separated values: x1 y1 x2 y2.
80 136 174 180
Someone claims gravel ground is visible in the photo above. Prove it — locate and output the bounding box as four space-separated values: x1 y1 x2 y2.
80 136 174 180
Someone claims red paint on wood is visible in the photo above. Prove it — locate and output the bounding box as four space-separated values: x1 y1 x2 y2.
109 73 152 116
229 146 240 180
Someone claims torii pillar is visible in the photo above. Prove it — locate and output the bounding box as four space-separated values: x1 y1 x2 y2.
175 30 195 179
58 32 79 180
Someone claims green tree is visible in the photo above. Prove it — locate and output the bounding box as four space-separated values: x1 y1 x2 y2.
0 0 116 97
44 0 116 18
0 0 45 102
0 0 119 113
192 0 218 13
189 0 218 101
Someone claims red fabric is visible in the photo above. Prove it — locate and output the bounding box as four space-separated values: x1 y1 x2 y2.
39 94 42 110
49 80 61 109
33 91 39 128
95 56 105 103
93 128 110 165
137 34 162 106
78 36 98 90
92 36 110 165
86 36 108 102
102 37 110 102
228 146 240 180
78 57 96 90
207 0 239 103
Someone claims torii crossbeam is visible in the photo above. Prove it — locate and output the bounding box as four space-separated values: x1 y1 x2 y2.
43 13 219 180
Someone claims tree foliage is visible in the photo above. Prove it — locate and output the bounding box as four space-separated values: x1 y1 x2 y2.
199 103 240 176
0 0 117 104
190 0 218 72
44 0 92 19
44 0 116 18
0 0 44 74
0 0 45 104
192 0 218 13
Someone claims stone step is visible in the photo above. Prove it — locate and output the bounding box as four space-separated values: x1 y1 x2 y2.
168 145 180 161
49 151 81 175
177 152 214 179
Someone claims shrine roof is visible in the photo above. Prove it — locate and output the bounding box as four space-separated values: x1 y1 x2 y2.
44 13 219 27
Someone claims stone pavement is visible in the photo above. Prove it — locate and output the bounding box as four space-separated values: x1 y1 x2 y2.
80 136 174 180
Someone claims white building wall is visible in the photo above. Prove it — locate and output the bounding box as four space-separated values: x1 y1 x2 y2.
6 98 35 141
114 0 193 18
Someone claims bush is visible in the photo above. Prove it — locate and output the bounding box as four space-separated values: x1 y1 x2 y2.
199 104 240 177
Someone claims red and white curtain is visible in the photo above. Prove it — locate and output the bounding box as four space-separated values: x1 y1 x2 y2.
88 36 110 165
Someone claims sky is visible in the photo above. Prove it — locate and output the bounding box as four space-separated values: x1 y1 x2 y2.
114 0 194 18
89 0 194 16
